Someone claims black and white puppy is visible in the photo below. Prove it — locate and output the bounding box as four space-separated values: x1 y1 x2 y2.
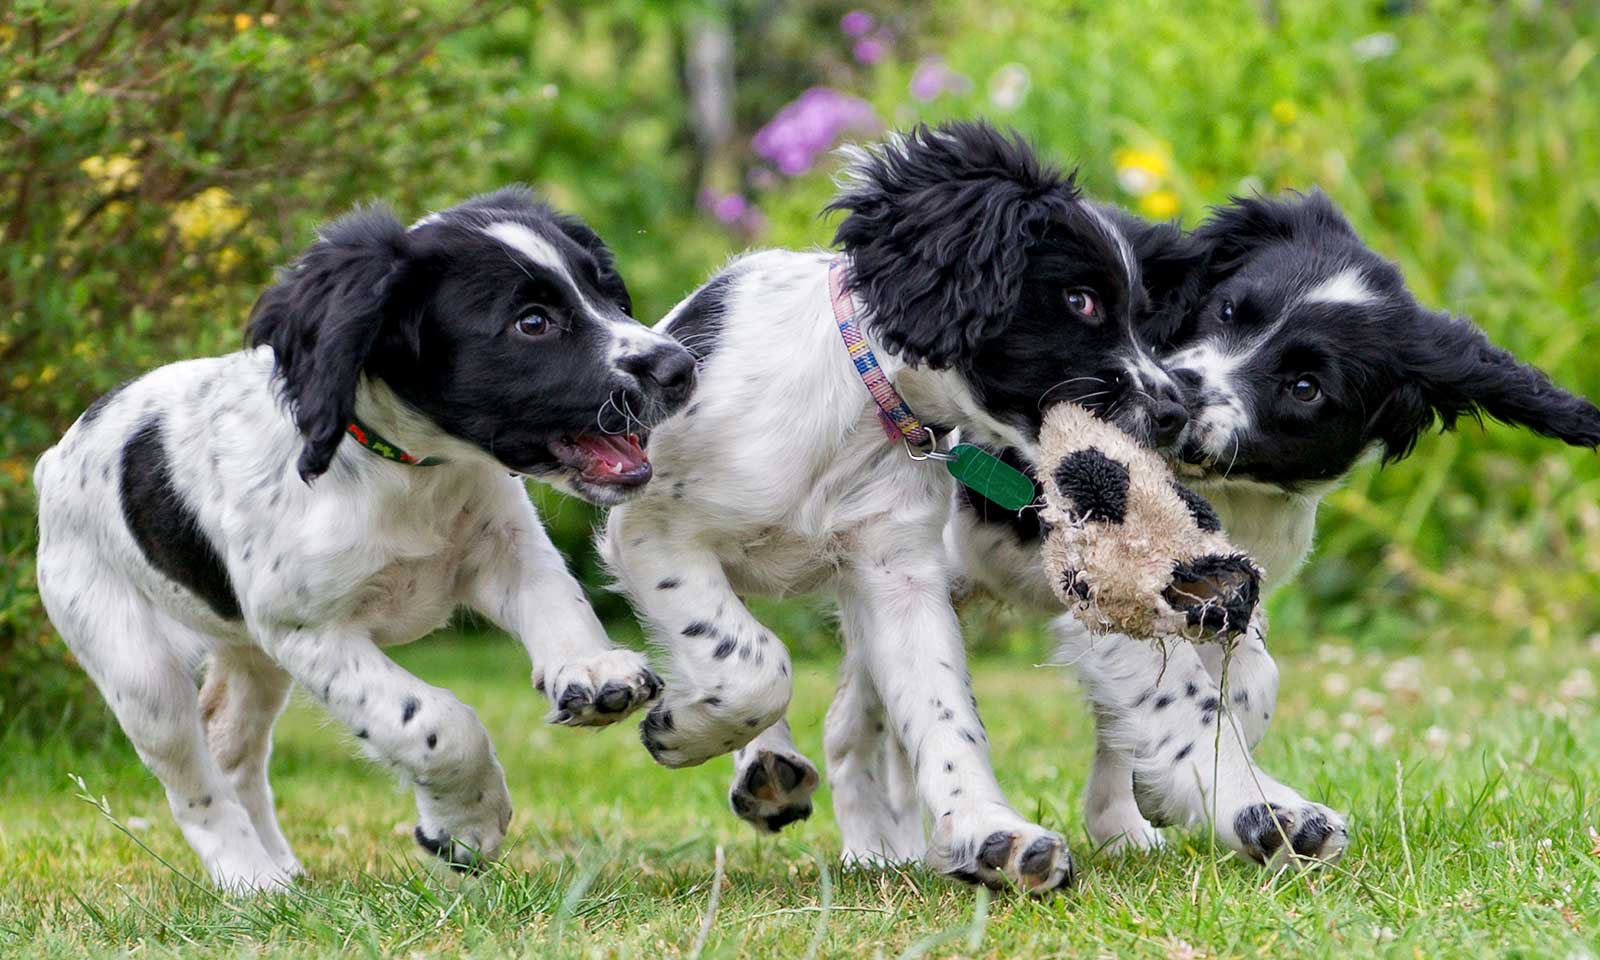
600 122 1185 893
733 191 1600 871
32 187 694 892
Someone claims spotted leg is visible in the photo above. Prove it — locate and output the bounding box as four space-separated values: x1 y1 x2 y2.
823 644 924 865
258 625 512 871
1059 613 1347 870
463 479 660 727
837 533 1072 894
603 509 792 767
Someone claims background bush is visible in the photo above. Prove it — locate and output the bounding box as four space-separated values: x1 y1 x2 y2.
4 0 1596 738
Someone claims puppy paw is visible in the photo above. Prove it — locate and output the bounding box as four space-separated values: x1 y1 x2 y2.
728 747 819 833
927 815 1074 895
1230 800 1349 871
413 772 513 872
1085 802 1165 856
538 649 662 727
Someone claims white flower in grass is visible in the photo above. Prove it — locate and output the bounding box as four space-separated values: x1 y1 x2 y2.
1352 687 1385 713
1331 731 1355 751
1369 720 1396 748
1352 32 1399 61
126 816 152 832
1423 726 1451 753
1338 711 1361 730
1558 668 1595 702
1381 656 1424 695
1430 686 1455 706
1323 673 1350 696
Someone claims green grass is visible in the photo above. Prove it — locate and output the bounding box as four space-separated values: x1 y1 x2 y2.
2 633 1597 958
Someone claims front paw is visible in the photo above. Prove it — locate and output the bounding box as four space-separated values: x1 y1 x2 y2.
1230 800 1349 872
538 650 662 727
927 815 1075 896
413 775 513 872
728 747 819 833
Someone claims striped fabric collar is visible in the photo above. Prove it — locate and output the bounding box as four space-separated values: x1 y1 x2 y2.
828 258 935 450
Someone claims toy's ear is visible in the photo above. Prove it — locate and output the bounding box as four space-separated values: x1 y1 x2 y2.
829 121 1079 368
1162 554 1260 636
1192 189 1357 285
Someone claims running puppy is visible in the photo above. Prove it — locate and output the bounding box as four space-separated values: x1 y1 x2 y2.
601 122 1187 893
33 187 695 892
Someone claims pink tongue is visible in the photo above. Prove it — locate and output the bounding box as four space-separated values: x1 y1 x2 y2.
575 433 647 471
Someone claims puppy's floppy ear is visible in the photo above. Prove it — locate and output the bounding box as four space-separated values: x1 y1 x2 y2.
248 205 412 482
1371 308 1600 461
1194 189 1357 282
828 121 1078 368
553 213 633 316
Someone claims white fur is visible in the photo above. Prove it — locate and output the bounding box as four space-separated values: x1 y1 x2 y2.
33 348 655 892
602 251 1071 886
1305 266 1375 306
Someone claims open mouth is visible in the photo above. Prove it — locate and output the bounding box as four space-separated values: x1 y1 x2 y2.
547 433 652 487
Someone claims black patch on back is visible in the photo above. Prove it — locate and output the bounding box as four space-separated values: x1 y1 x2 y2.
1170 480 1222 532
1052 448 1130 524
1163 553 1259 634
80 379 134 427
957 445 1045 542
667 272 735 362
120 418 242 620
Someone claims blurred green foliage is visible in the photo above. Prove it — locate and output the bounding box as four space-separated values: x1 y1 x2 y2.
3 1 1597 736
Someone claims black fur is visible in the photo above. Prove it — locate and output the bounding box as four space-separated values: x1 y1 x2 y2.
1051 448 1131 524
828 121 1167 447
1166 191 1600 490
247 186 692 490
119 418 242 621
1163 553 1259 635
666 271 735 362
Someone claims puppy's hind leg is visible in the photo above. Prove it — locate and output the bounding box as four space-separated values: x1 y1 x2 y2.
823 647 924 865
729 718 820 833
200 647 300 876
39 569 288 892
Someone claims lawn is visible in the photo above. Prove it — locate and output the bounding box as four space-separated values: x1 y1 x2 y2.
2 632 1597 958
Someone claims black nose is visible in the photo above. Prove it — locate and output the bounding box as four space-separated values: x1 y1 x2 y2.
1152 400 1189 446
622 344 697 409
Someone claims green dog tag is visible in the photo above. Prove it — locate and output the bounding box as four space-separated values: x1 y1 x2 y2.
945 443 1036 511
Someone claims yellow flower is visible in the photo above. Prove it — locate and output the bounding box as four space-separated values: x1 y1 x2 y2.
11 373 29 391
38 364 57 385
233 13 254 32
78 154 140 194
170 187 247 249
1271 99 1298 124
1113 146 1171 196
2 458 28 486
1138 189 1181 220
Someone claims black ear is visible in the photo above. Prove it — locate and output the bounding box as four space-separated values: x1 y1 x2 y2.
827 121 1079 368
1193 189 1358 283
553 213 633 316
247 205 411 482
1371 308 1600 460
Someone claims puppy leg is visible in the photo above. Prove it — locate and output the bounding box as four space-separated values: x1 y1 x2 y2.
1083 735 1165 855
604 511 792 767
39 572 286 892
728 719 820 832
259 626 512 871
1194 614 1278 749
823 647 924 865
199 647 301 875
838 544 1072 894
462 481 660 727
1064 616 1347 871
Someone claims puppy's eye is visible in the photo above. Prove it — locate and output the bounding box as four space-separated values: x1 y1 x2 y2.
1065 289 1100 320
1218 298 1235 323
1289 376 1321 403
514 313 551 337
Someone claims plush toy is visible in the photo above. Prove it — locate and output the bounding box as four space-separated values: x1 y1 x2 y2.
1037 403 1262 643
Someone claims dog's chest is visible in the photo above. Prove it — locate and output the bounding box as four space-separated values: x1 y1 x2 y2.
343 495 485 646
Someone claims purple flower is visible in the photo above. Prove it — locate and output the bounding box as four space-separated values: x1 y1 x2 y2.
852 36 886 65
711 193 749 224
752 87 881 177
909 57 969 102
840 10 875 37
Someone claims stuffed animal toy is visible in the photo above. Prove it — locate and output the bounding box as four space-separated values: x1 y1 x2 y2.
1037 403 1262 643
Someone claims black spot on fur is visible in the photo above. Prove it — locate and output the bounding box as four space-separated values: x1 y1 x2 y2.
120 418 242 620
681 621 715 638
1173 742 1193 761
1052 448 1130 524
401 697 420 724
426 732 437 749
656 577 681 590
80 379 134 427
1170 480 1222 531
1154 694 1174 710
667 271 735 362
712 636 737 659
